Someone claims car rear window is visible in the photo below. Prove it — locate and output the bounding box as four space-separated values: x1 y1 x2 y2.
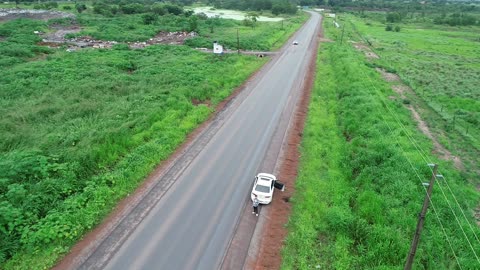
255 184 270 193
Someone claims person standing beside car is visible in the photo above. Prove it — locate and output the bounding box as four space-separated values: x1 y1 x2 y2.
252 197 259 216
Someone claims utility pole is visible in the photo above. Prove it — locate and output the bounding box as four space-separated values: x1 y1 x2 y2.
340 24 345 45
404 164 439 270
237 28 240 54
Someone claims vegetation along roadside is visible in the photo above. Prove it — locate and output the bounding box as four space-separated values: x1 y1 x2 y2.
0 2 307 269
281 12 480 269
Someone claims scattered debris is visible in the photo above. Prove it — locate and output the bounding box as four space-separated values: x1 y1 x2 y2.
39 30 198 50
147 31 197 45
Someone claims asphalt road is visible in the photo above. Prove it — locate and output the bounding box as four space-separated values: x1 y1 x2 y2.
87 11 321 270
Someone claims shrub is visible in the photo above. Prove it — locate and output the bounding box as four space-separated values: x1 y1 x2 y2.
164 4 183 15
151 4 166 15
44 2 58 9
120 3 145 15
142 13 158 25
75 3 87 13
386 12 402 23
385 24 393 31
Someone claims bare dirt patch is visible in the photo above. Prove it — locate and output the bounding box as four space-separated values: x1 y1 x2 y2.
0 8 74 22
147 31 197 45
353 42 379 59
377 68 400 82
407 106 464 170
39 29 198 51
391 84 412 99
42 25 82 42
191 98 211 107
373 65 464 170
319 37 333 42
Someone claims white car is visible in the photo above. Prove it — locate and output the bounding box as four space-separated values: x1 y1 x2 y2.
251 173 277 204
292 40 299 45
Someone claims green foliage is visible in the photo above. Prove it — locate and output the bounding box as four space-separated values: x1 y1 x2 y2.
32 1 58 10
386 12 402 23
120 3 146 14
433 13 479 26
0 9 305 268
75 3 87 13
142 13 158 25
347 13 480 163
0 19 51 68
0 40 266 268
211 0 297 15
282 19 480 269
185 13 308 51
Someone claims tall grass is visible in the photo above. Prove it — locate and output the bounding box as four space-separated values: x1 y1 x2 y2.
349 14 480 154
0 19 52 68
0 44 266 269
281 19 480 269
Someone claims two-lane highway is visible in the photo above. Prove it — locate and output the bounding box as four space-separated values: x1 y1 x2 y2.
80 11 321 270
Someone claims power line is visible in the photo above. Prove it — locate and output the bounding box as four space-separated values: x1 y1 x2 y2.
344 35 480 265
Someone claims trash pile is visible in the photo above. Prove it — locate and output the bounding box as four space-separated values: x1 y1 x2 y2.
38 30 198 51
147 31 197 45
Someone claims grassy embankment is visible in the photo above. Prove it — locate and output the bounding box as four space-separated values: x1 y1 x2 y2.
350 14 480 176
281 15 480 269
0 8 307 270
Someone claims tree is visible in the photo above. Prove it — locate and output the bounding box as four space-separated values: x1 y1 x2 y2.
188 16 198 32
244 12 259 29
386 12 402 23
76 3 87 13
142 13 158 25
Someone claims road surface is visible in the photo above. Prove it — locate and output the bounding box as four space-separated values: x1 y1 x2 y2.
79 11 321 270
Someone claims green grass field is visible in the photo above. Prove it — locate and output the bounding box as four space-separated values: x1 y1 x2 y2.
0 44 266 269
281 14 480 269
0 7 308 268
349 14 480 160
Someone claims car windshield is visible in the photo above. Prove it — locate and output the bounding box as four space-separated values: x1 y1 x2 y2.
255 184 270 193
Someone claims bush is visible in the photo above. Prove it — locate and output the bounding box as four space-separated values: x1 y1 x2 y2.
44 2 58 9
164 4 183 15
385 24 393 31
120 3 145 15
63 6 72 10
75 3 87 13
394 25 401 32
142 13 158 25
386 12 402 23
151 3 166 15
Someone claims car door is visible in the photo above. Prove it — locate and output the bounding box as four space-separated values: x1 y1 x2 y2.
274 180 285 191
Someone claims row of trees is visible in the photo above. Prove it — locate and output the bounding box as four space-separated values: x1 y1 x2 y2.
91 1 185 17
207 0 298 15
